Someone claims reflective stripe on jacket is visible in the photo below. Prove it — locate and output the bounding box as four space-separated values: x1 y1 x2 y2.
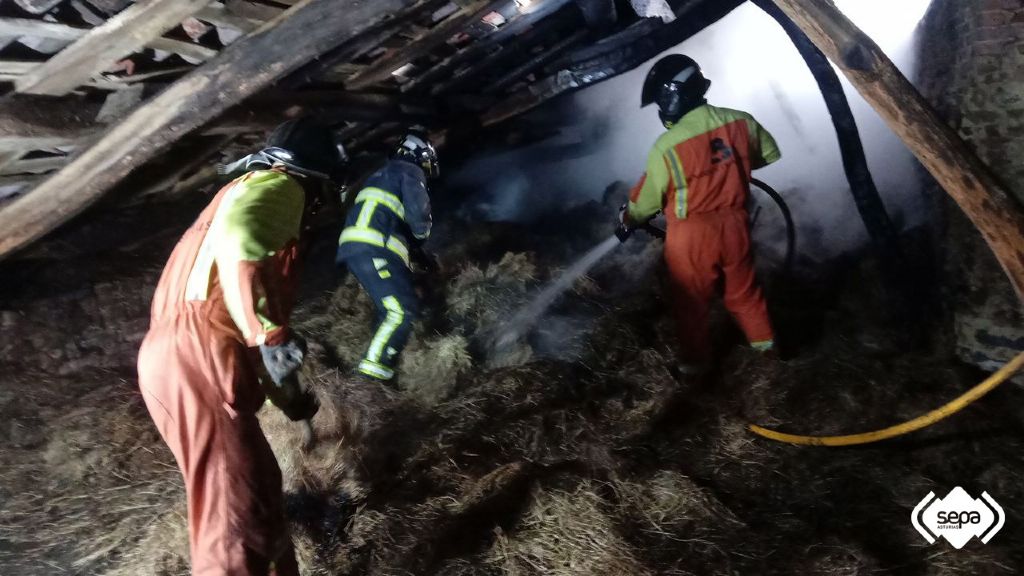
628 104 781 225
150 169 304 346
337 159 431 267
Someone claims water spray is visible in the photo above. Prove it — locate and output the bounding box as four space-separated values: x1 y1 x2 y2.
488 179 793 358
490 235 622 354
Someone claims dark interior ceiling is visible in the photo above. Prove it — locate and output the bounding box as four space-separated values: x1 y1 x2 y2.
0 0 745 258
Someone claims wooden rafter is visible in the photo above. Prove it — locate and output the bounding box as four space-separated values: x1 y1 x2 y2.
479 0 742 125
0 0 417 260
344 0 501 90
403 0 573 94
225 0 284 22
0 156 70 176
769 0 1024 299
282 0 450 88
15 0 210 95
0 17 217 62
483 29 587 94
194 3 263 32
0 90 439 145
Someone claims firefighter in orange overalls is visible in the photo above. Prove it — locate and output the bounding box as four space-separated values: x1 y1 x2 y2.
619 55 782 374
137 118 346 575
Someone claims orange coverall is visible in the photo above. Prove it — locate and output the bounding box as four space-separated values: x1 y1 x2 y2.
137 170 305 575
628 104 782 364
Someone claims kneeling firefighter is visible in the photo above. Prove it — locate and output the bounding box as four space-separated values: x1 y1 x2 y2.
337 130 439 383
618 55 782 373
138 118 346 576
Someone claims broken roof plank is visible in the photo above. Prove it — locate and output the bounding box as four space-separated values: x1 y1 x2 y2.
149 36 218 61
402 0 572 94
0 17 219 62
480 0 742 125
15 0 210 96
194 3 263 32
0 60 130 90
0 17 85 41
0 0 418 260
483 29 587 94
225 0 284 22
0 156 69 176
345 0 501 90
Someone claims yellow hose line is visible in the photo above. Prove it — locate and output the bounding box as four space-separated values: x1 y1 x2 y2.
749 350 1024 446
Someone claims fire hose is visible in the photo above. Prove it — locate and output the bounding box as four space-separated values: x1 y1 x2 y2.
749 350 1024 446
626 180 1024 446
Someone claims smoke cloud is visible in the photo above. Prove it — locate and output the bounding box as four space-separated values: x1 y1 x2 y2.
448 0 933 264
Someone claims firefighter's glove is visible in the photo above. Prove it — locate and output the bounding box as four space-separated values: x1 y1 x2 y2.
260 336 307 384
260 336 320 421
615 203 635 243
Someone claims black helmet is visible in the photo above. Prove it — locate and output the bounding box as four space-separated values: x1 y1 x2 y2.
261 117 348 180
393 130 439 178
641 54 711 128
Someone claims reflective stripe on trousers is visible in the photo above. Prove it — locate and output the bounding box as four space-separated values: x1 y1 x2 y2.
360 296 404 380
344 253 419 381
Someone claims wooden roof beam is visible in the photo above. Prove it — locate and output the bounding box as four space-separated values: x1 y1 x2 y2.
15 0 211 95
400 0 574 94
0 0 418 259
194 3 263 32
769 0 1024 299
0 17 218 62
479 0 742 125
482 29 587 94
344 0 502 90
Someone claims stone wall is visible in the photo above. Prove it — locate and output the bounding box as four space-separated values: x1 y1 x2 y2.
917 0 1024 371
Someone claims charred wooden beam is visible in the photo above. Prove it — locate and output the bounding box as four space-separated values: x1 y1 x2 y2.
769 0 1024 299
194 3 263 32
0 0 417 260
483 29 588 94
402 0 576 94
229 90 443 127
0 90 439 144
282 0 448 89
398 35 495 94
0 94 103 140
344 0 502 91
752 0 908 288
480 0 742 126
15 0 210 95
430 9 570 96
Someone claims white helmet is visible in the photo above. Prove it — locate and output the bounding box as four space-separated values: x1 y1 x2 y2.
394 130 439 178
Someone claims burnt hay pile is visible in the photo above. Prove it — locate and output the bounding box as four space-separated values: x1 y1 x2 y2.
2 225 1024 575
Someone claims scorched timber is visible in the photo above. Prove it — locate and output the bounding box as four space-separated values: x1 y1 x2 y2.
769 0 1024 300
0 0 416 260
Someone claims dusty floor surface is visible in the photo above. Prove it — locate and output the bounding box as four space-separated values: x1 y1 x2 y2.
2 213 1023 576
